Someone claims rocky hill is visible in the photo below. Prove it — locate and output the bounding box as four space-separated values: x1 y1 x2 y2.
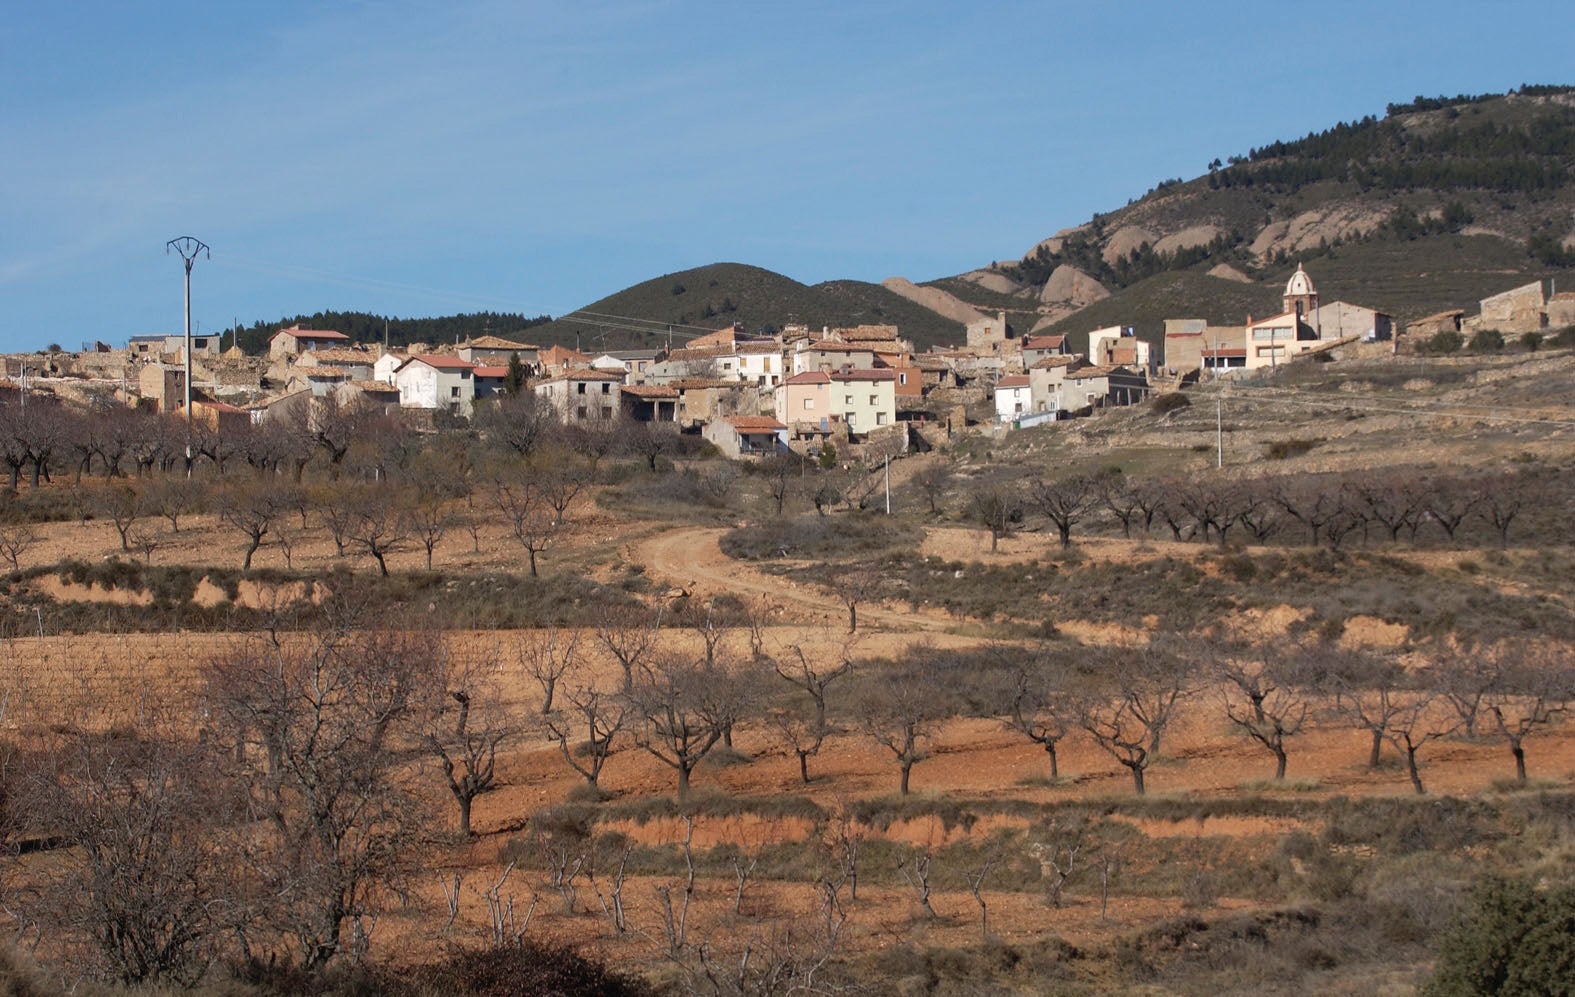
923 87 1575 353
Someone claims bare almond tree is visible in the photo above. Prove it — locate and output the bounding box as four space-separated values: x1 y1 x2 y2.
204 619 433 970
1478 641 1574 784
769 642 853 783
1077 641 1189 795
628 654 732 802
545 683 627 790
517 625 581 714
856 650 945 796
1029 473 1096 549
998 642 1076 780
1215 637 1311 781
594 602 664 694
423 644 518 836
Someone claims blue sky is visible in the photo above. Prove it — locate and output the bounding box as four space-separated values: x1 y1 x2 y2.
3 1 1572 352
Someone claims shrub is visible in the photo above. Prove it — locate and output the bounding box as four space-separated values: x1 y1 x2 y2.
1420 329 1464 355
1265 438 1321 460
1151 392 1191 416
1519 331 1543 352
1468 327 1505 352
393 944 656 997
1424 876 1575 997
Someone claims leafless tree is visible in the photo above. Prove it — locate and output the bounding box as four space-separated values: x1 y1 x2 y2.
896 844 938 919
594 602 663 694
1030 473 1096 549
204 619 433 970
1384 688 1458 794
999 642 1077 780
99 482 146 552
1424 474 1478 544
969 481 1024 553
1478 641 1574 784
1272 475 1348 547
349 487 408 577
0 523 38 572
490 470 562 577
1214 635 1311 780
16 725 234 984
1314 644 1409 769
146 475 200 533
912 460 955 516
628 653 733 802
856 650 945 795
769 642 853 783
475 391 558 459
422 645 518 836
217 479 287 570
1077 641 1189 795
545 682 627 789
758 454 798 516
964 844 1003 940
1347 471 1427 543
518 625 580 714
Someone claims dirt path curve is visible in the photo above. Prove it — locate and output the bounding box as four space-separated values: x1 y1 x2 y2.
631 527 949 633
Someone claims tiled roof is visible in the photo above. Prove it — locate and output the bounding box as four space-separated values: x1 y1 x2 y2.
1025 334 1065 349
621 384 680 398
465 335 537 350
996 375 1030 388
473 366 509 378
561 367 626 381
405 354 477 371
831 368 896 382
783 371 831 385
727 416 786 431
1031 355 1083 369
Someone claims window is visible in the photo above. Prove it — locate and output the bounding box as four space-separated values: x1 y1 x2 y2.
869 395 877 405
576 406 587 419
577 382 586 395
845 395 853 405
898 372 907 385
450 386 460 398
877 412 888 425
803 398 814 410
601 382 610 394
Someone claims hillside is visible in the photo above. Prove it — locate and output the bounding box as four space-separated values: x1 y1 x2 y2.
525 263 967 352
925 87 1575 354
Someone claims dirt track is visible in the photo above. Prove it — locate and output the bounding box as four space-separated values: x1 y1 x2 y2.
632 526 949 633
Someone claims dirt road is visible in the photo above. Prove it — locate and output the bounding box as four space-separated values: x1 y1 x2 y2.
632 526 949 633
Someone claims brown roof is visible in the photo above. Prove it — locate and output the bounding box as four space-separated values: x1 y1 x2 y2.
561 367 625 381
831 368 896 382
1025 334 1066 349
621 384 680 399
727 416 786 432
670 378 739 390
465 335 537 350
996 375 1030 388
295 348 374 365
1031 355 1083 370
831 324 899 342
783 371 831 385
271 327 348 342
1066 364 1123 380
800 341 872 354
1413 309 1467 322
473 366 509 378
405 354 476 371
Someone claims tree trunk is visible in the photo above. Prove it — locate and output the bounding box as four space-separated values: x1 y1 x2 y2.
1368 729 1383 768
900 760 912 795
677 763 692 802
1129 763 1146 795
1045 742 1059 780
458 794 473 836
1405 746 1425 794
798 751 811 784
1274 747 1288 781
1511 740 1527 784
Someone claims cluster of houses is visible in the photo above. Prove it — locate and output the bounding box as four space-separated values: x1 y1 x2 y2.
11 267 1570 458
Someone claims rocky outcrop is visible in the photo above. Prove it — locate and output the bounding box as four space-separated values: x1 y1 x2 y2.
1250 204 1387 259
880 277 990 325
957 269 1024 295
1029 225 1090 258
1040 265 1110 308
1154 225 1224 255
1207 263 1253 283
1102 225 1158 266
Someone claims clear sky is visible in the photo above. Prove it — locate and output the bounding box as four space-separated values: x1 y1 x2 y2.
3 1 1571 353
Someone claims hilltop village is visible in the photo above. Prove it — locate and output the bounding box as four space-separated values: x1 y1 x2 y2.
5 268 1572 461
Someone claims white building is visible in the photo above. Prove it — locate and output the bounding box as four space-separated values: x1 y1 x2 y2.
395 354 477 416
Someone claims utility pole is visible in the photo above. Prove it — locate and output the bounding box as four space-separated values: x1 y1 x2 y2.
1216 394 1224 469
166 237 209 475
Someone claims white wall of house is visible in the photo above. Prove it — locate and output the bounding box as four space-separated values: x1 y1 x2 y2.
994 384 1032 422
396 362 475 415
830 374 895 435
